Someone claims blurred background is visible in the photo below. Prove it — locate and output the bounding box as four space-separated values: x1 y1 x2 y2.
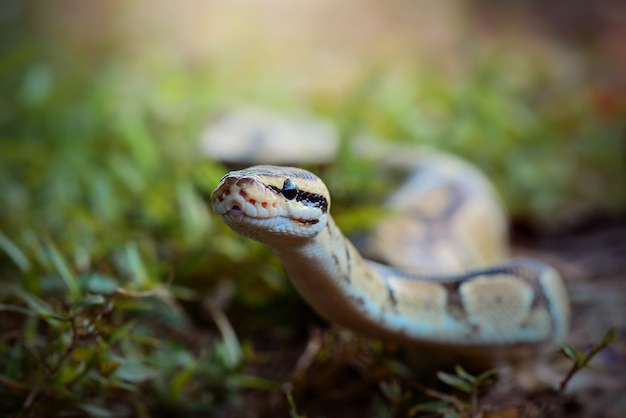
0 0 624 417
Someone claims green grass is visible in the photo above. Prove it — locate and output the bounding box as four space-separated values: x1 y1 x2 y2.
0 3 624 417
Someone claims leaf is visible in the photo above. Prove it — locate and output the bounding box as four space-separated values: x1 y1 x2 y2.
235 374 277 391
600 327 618 347
97 357 121 378
284 388 303 418
475 368 498 385
410 400 451 414
75 294 106 310
208 305 242 368
454 364 475 383
106 379 137 392
379 380 403 402
78 403 116 418
105 319 137 347
10 286 67 321
80 274 119 295
443 411 462 418
0 303 38 317
169 366 196 400
437 371 473 393
123 242 150 287
45 239 81 301
184 189 213 241
560 343 579 361
0 231 31 271
112 359 155 383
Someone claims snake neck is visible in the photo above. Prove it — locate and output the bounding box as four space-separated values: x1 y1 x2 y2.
268 215 569 349
270 216 401 340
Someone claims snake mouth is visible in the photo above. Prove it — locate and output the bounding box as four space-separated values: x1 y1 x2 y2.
215 197 321 226
224 205 245 221
228 204 242 214
213 195 276 219
221 203 319 225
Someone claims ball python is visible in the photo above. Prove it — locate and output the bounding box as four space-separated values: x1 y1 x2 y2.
211 153 570 360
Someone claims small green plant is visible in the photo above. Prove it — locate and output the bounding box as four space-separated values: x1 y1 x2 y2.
0 232 267 416
284 383 306 418
536 327 618 416
408 366 497 418
403 328 618 418
558 327 617 392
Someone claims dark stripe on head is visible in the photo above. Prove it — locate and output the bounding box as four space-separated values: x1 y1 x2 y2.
295 190 329 213
265 184 329 213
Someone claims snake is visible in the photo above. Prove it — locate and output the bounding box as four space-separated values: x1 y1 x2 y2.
211 153 570 359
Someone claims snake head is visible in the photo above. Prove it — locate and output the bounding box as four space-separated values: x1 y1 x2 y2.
211 165 330 243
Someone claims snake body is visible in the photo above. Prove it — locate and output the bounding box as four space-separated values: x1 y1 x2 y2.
211 156 570 357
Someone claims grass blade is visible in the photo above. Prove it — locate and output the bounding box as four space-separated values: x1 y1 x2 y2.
0 231 31 271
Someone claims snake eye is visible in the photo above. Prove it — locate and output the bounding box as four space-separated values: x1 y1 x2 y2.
281 178 298 200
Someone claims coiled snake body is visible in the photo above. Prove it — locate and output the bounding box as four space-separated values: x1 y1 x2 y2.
211 154 570 360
